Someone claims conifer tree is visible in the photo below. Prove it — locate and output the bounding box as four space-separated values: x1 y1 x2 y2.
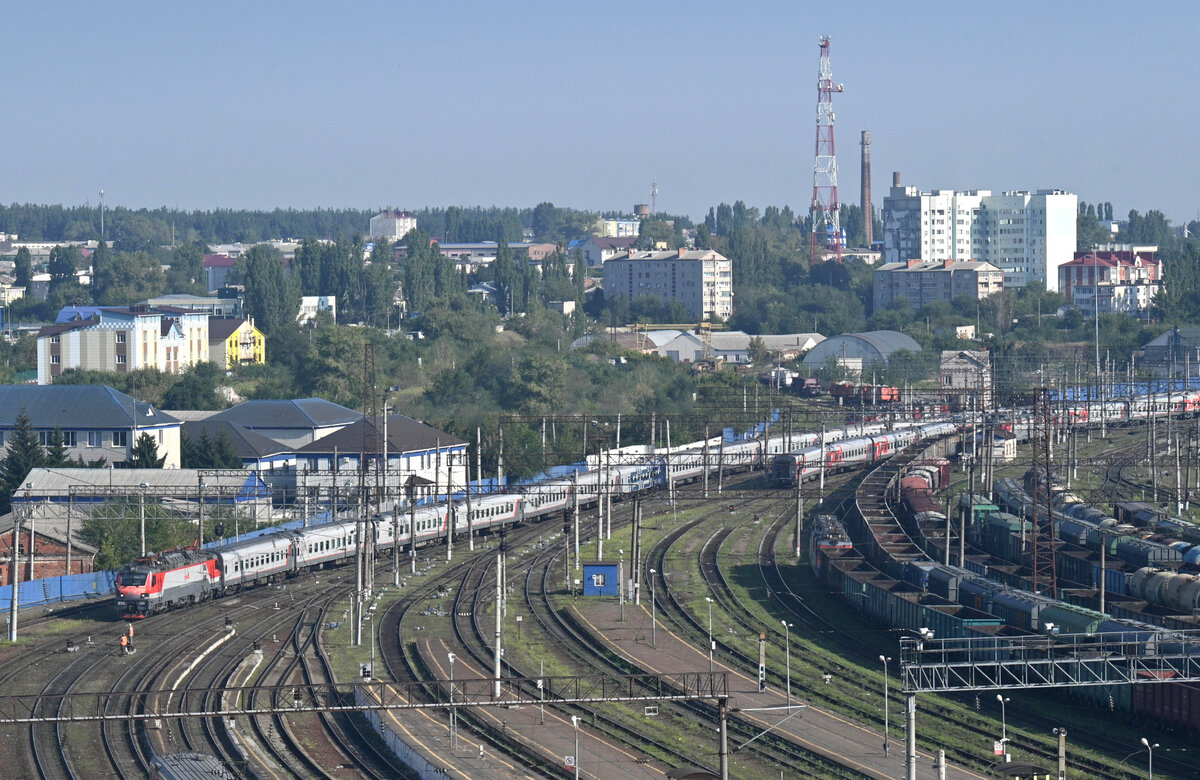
0 410 46 514
130 432 166 468
46 427 70 467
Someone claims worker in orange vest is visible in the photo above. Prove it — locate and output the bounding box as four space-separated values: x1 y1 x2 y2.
119 635 129 655
127 623 135 652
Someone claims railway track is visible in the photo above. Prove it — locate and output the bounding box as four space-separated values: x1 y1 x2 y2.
842 441 1166 779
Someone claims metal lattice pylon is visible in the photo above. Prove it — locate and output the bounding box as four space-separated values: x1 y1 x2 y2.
1029 388 1058 598
809 35 844 265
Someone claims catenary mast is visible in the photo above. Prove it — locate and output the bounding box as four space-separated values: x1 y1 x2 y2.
810 36 845 265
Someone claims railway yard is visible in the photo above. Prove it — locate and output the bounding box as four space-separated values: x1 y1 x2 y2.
3 401 1200 778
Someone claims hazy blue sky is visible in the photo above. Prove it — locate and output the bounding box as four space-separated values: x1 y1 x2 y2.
6 2 1199 224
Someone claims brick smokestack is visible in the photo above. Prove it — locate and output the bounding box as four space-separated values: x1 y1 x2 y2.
860 131 873 246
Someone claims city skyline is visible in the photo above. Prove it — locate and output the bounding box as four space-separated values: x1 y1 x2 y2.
6 1 1199 225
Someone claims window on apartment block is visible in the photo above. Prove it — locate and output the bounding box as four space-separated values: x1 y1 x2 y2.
116 354 127 365
116 332 126 344
51 355 61 364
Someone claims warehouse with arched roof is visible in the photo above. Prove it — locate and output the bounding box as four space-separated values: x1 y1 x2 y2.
801 330 922 373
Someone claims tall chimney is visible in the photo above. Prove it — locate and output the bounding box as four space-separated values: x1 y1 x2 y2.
892 171 901 188
860 131 873 246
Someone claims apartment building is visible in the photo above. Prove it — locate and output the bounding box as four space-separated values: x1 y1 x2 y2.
882 185 1077 290
36 305 209 384
369 210 417 240
1058 249 1160 317
603 249 733 321
873 258 1004 311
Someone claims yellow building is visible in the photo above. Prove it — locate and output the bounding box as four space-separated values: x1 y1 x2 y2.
208 318 265 369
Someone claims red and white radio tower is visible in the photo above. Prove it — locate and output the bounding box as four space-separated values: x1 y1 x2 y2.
809 35 845 265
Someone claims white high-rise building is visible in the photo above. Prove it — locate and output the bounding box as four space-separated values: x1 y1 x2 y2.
369 210 417 241
882 186 1077 290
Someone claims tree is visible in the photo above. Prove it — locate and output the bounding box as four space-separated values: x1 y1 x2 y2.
573 249 586 303
45 428 70 467
530 202 561 241
80 498 196 569
90 240 112 300
130 432 166 468
93 250 167 305
182 428 242 469
636 218 682 250
14 246 32 290
164 244 206 293
1076 209 1111 251
0 410 45 514
243 244 298 335
48 245 80 290
209 430 241 469
163 362 226 410
747 336 769 365
361 241 398 327
492 240 519 316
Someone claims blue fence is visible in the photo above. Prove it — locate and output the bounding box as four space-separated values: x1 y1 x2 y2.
0 570 117 611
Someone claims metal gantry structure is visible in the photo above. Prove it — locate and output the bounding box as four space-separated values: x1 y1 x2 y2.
898 628 1200 780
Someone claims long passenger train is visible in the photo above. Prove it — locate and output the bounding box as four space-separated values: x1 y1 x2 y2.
115 417 953 617
116 386 1200 618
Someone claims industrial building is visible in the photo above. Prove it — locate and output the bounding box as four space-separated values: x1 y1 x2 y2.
801 330 922 376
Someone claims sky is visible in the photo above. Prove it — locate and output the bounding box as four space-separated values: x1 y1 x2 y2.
6 1 1200 225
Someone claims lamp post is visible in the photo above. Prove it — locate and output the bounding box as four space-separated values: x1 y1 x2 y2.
1052 727 1067 780
880 655 891 757
366 613 375 678
618 549 625 622
447 652 457 752
1141 737 1158 780
997 694 1010 762
781 620 792 710
706 597 715 675
198 481 207 547
648 568 657 648
139 482 148 556
570 714 580 780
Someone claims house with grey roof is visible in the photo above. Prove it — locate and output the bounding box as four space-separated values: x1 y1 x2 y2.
578 236 637 267
180 419 296 472
0 385 181 468
294 414 468 500
1142 327 1200 370
207 398 362 449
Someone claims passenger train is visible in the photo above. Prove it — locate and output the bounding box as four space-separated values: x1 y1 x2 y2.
115 416 951 617
115 385 1200 618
